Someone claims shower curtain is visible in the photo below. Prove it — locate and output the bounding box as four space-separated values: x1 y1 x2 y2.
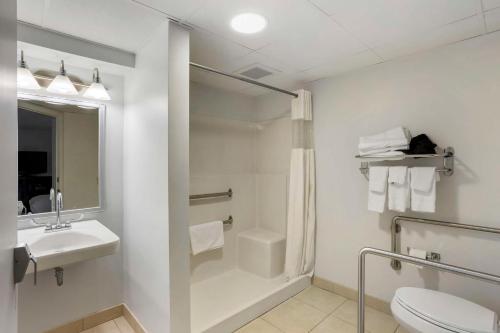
285 89 316 280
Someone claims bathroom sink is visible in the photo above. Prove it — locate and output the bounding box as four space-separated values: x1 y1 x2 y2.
18 220 120 273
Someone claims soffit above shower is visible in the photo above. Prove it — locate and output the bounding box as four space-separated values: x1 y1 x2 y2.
18 0 500 96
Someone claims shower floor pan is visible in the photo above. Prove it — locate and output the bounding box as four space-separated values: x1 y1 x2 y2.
191 269 310 333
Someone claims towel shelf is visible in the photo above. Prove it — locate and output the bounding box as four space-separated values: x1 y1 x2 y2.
356 146 454 178
189 188 233 201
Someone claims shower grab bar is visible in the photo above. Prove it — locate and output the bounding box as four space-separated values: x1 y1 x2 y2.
358 247 500 333
390 216 500 270
189 188 233 200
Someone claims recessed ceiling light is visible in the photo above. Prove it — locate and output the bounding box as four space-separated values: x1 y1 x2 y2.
231 13 267 34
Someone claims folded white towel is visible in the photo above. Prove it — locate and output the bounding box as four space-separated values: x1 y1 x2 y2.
358 146 409 156
410 167 439 213
388 166 410 212
189 221 224 255
358 151 406 160
368 166 389 213
359 127 411 153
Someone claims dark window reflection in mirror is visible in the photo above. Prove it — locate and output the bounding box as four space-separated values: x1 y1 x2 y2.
18 99 100 215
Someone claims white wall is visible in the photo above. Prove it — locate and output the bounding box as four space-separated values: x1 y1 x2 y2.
123 20 172 333
17 57 125 333
309 31 500 312
167 22 191 333
0 0 18 332
189 84 293 280
189 87 258 282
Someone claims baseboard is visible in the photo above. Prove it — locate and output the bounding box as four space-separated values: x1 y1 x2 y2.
44 304 147 333
312 276 392 315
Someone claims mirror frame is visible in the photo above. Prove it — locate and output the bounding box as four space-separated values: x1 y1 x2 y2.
17 92 106 221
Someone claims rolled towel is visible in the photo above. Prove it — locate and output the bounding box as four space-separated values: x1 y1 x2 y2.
368 166 389 213
189 221 224 255
388 166 410 212
410 167 439 213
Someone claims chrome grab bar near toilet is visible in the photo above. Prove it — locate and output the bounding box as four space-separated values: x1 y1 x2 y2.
358 247 500 333
390 216 500 270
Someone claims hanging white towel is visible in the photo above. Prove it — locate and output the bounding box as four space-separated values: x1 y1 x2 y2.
359 127 411 154
410 167 439 213
189 221 224 255
368 166 389 213
388 166 410 212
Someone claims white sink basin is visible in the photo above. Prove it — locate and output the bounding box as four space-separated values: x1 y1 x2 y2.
18 220 120 273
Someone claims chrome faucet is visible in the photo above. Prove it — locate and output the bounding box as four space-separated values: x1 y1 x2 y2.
56 191 63 227
45 191 71 232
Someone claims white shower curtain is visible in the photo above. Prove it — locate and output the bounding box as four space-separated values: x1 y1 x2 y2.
285 89 316 280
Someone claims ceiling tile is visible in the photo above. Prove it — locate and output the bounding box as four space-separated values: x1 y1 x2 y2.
309 0 481 47
41 0 167 52
18 0 45 26
225 51 299 74
485 6 500 31
483 0 500 10
130 0 207 20
189 0 357 51
298 50 383 82
190 66 255 94
375 14 485 60
190 28 253 69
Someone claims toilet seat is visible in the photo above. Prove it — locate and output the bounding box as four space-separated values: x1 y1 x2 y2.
391 288 498 333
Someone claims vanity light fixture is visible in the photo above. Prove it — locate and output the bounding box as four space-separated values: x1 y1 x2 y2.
83 68 111 101
17 51 41 90
230 13 267 34
47 60 78 95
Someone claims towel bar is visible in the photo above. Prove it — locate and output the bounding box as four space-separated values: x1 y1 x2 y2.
356 146 454 179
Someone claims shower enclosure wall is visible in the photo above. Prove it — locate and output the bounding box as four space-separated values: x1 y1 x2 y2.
189 81 310 333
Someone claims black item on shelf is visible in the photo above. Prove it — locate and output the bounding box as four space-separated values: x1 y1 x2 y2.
402 134 437 155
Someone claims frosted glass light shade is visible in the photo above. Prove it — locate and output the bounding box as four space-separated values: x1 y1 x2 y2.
17 67 41 90
83 82 111 100
231 13 267 34
47 74 78 95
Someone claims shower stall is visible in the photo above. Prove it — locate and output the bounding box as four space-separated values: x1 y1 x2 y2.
189 64 312 333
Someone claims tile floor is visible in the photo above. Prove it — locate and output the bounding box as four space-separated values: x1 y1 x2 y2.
87 286 409 333
236 286 409 333
82 316 136 333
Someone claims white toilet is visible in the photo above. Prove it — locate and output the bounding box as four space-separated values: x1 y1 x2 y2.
391 287 498 333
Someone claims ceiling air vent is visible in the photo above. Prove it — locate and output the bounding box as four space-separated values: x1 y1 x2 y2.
238 66 274 80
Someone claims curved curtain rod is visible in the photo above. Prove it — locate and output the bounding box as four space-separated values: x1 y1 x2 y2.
189 62 299 98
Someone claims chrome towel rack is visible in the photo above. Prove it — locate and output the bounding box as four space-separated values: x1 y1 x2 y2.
356 146 454 178
390 215 500 270
189 188 233 201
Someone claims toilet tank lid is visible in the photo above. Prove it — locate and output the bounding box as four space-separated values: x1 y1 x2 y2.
395 287 498 333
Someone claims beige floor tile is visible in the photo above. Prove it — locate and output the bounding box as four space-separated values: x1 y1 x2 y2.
311 315 358 333
294 286 347 313
332 300 398 333
395 326 410 333
262 298 328 333
114 317 136 333
82 321 121 333
236 318 283 333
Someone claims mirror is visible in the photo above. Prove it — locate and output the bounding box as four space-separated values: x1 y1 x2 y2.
17 95 103 216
